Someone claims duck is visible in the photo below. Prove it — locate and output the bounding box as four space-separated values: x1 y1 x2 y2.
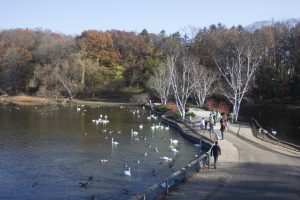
124 167 131 176
88 176 93 181
152 168 157 176
79 182 88 188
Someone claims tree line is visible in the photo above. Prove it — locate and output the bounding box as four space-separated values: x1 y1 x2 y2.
0 19 299 108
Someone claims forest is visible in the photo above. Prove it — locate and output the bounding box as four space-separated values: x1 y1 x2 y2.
0 19 300 104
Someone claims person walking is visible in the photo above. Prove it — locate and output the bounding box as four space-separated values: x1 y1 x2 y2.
211 141 221 169
220 123 226 140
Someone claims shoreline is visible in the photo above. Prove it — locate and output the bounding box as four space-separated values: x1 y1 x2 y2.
0 95 131 107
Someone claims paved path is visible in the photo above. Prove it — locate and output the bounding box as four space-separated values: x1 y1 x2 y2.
161 108 300 200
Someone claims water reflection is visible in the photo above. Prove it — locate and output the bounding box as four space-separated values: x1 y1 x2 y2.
0 104 198 200
240 104 300 145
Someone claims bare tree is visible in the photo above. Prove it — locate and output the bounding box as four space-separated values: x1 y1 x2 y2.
215 46 262 122
168 55 196 119
146 62 171 104
193 65 217 107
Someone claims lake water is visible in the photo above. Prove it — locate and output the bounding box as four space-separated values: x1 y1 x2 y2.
0 104 199 200
239 104 300 146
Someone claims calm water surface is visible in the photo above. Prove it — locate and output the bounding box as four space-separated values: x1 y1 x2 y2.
239 104 300 145
0 105 199 200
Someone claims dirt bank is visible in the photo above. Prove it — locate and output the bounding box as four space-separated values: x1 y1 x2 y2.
0 95 131 106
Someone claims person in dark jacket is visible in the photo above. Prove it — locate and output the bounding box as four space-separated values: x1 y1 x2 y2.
211 141 221 169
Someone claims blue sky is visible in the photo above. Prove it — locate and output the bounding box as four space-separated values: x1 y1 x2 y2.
0 0 299 35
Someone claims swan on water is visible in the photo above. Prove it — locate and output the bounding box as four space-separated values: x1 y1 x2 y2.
112 138 119 145
160 156 172 161
100 157 108 163
170 147 179 153
170 139 179 145
124 167 131 176
139 124 143 129
131 129 139 136
194 141 202 148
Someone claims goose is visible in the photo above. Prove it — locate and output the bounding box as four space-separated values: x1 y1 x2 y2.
112 138 119 145
160 157 172 161
124 167 131 176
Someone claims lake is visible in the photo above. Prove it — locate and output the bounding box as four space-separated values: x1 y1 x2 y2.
0 104 199 200
239 104 300 146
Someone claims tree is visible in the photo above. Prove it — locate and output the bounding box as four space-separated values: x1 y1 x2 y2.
146 62 171 104
168 55 195 119
215 46 262 122
192 65 217 107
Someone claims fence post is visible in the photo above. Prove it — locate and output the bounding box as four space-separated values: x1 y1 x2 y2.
206 152 210 169
197 160 200 172
183 168 187 182
166 180 169 195
142 194 146 200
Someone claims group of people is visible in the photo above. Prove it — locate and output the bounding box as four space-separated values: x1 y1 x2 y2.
199 111 228 140
198 110 229 169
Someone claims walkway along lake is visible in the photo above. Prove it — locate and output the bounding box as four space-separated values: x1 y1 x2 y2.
0 104 199 200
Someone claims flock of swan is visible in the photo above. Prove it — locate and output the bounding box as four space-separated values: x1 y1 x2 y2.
86 106 185 177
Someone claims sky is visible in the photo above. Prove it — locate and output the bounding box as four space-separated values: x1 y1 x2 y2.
0 0 299 36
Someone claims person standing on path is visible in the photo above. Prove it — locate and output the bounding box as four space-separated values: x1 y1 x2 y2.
220 123 226 140
211 141 221 169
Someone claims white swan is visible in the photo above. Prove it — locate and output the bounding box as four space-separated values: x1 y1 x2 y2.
112 138 119 145
170 139 179 145
139 124 143 129
131 129 139 136
165 125 170 130
170 147 179 153
194 141 202 148
100 157 108 163
160 157 172 161
124 167 131 176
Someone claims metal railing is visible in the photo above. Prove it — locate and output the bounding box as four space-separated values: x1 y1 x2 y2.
131 153 209 200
